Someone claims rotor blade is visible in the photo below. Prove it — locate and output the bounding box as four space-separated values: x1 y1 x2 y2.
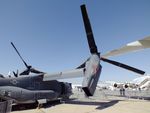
13 71 18 77
101 57 145 75
77 62 86 69
81 4 98 54
11 42 29 68
19 68 30 75
102 36 150 58
76 58 90 69
30 68 45 74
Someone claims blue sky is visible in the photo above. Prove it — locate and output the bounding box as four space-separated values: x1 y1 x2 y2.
0 0 150 84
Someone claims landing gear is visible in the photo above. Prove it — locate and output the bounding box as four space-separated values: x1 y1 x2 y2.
37 103 43 109
36 99 46 109
35 100 42 109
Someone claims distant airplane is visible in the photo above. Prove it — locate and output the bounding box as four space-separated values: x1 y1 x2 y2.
102 75 150 90
131 75 150 90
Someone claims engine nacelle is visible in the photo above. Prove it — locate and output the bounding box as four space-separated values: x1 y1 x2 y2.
113 83 128 89
124 84 128 88
114 83 118 87
82 55 102 96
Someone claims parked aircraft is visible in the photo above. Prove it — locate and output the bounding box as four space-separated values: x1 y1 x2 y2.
0 4 102 105
130 75 150 90
102 74 150 90
0 4 150 106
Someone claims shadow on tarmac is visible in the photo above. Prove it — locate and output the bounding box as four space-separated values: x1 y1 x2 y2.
12 100 61 111
65 99 120 110
12 98 120 111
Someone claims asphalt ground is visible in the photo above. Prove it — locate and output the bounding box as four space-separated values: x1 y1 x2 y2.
11 89 150 113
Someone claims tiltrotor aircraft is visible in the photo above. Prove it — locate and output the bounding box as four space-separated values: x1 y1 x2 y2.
0 4 150 105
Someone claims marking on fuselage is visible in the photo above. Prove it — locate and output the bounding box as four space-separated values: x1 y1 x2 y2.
10 79 18 85
92 65 99 75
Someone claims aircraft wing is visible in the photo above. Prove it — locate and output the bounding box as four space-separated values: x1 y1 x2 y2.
43 68 84 81
102 36 150 58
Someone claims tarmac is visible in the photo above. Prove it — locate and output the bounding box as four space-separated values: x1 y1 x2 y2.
11 89 150 113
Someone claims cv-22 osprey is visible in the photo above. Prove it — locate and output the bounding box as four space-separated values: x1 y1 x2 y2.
0 4 150 105
0 4 102 105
